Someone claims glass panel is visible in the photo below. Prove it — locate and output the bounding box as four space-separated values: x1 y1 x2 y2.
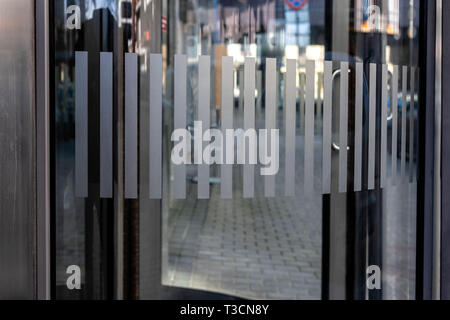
161 0 326 300
51 0 422 300
160 0 420 300
52 0 123 299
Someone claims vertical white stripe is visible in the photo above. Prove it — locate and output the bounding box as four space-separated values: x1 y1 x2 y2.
401 66 408 182
149 54 162 199
174 55 187 199
305 60 315 194
300 73 306 134
243 57 256 198
221 56 233 199
368 63 377 190
100 52 113 198
322 61 332 194
317 72 323 132
409 67 415 183
380 64 388 189
285 59 297 196
125 53 138 199
391 65 399 185
75 51 88 198
354 63 363 192
198 56 211 199
265 58 277 197
339 62 349 193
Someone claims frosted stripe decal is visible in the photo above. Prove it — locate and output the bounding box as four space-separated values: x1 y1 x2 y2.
221 56 234 199
317 73 323 131
76 54 422 200
239 69 244 110
100 52 113 198
339 61 349 193
174 55 187 199
322 61 332 194
380 64 388 189
265 58 277 197
304 60 315 194
409 67 415 183
299 73 306 133
257 70 263 117
391 65 399 185
75 51 88 198
244 57 256 198
368 63 376 190
415 69 420 181
125 53 138 199
149 54 162 199
401 66 408 182
285 59 296 197
354 63 363 192
198 56 211 199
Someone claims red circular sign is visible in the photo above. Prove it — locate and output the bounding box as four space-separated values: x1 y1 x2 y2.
285 0 308 10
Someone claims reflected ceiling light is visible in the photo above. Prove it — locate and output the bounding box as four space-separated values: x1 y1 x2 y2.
305 45 324 61
248 44 258 58
285 45 299 60
227 43 244 65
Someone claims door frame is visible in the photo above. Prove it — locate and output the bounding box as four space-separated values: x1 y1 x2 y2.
35 0 443 301
36 0 51 300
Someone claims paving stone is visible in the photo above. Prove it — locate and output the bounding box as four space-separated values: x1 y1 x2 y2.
165 128 416 300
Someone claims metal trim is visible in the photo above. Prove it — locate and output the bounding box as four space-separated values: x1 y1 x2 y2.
36 0 51 300
434 0 442 300
339 62 349 193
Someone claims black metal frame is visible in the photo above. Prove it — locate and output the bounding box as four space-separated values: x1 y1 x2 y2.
36 0 51 300
48 0 116 300
321 0 436 300
416 0 436 301
440 0 450 300
49 0 56 300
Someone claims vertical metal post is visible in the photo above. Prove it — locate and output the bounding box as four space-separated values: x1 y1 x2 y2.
36 0 50 300
434 0 442 301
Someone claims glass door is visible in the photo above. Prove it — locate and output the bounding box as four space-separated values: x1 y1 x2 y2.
51 0 422 300
51 0 131 299
159 0 420 300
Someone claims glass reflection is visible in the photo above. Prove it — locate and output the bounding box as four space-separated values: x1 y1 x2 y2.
53 0 121 299
159 0 420 300
161 0 327 300
52 0 421 300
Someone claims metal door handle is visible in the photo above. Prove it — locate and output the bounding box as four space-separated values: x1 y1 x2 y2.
331 69 351 152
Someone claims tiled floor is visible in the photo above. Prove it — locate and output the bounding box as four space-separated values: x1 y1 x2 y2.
166 136 324 300
382 178 417 300
165 131 417 300
54 127 417 300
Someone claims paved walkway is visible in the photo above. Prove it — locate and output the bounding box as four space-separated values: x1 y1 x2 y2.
165 123 417 300
166 134 323 300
